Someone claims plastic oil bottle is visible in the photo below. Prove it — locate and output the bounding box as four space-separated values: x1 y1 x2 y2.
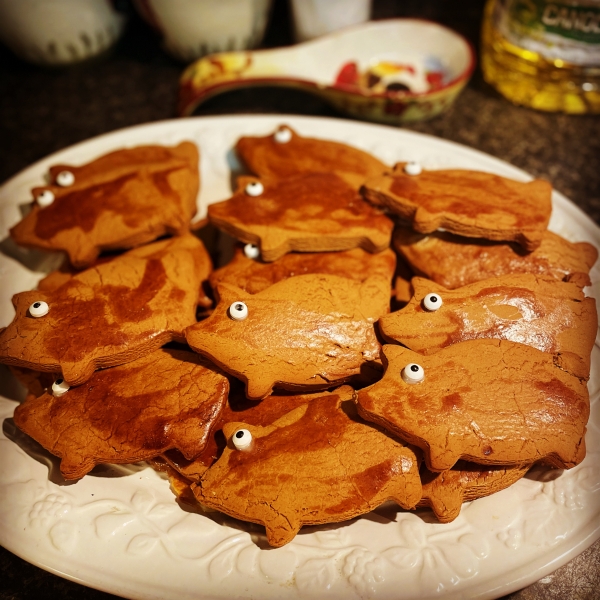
481 0 600 113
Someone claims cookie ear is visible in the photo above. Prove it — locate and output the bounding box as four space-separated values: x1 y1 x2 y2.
233 175 264 193
12 292 32 312
411 277 445 298
380 343 418 366
215 282 250 305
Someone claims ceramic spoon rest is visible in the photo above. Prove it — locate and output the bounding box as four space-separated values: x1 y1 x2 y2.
178 19 475 125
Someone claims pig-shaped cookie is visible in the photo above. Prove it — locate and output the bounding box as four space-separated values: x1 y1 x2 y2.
417 462 531 523
210 244 396 294
10 142 200 268
235 125 387 189
356 342 589 472
0 234 211 385
208 173 393 262
186 274 389 400
380 274 597 380
13 348 229 480
162 385 356 482
363 163 552 251
192 393 422 547
393 227 598 289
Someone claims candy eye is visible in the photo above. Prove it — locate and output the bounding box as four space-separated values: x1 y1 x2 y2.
401 363 424 384
36 190 55 208
52 378 70 397
229 301 248 320
232 428 252 450
245 181 264 196
243 243 260 259
423 293 443 311
274 127 292 144
29 301 49 317
404 161 422 176
56 170 75 187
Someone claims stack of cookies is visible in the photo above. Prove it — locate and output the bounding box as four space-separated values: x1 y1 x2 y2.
1 126 596 548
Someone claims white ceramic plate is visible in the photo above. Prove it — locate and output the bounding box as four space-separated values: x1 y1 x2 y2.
0 115 599 600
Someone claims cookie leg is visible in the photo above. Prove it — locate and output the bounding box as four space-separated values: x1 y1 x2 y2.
60 453 96 480
264 512 302 548
427 446 462 473
245 378 276 401
61 360 96 386
425 486 464 523
67 237 101 269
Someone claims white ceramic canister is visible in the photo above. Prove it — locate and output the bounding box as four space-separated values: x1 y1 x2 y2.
133 0 273 63
0 0 127 66
289 0 372 42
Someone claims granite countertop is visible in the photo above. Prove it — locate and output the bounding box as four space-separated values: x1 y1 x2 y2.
0 1 598 598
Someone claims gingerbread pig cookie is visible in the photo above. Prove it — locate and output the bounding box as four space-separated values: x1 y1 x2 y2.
192 393 422 547
13 348 229 479
210 244 396 294
208 173 394 262
363 164 552 250
394 228 598 289
10 142 200 268
380 274 597 380
162 385 356 482
356 341 589 472
418 462 531 523
235 125 387 189
186 274 389 399
0 234 211 385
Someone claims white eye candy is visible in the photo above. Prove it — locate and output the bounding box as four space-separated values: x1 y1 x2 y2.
229 301 248 320
245 181 264 196
423 293 443 311
243 243 260 259
404 161 422 176
232 428 252 450
29 301 49 317
274 127 292 144
402 363 425 384
52 378 70 397
56 170 75 187
36 190 55 208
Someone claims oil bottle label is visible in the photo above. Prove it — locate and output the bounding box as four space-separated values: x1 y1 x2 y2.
495 0 600 64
